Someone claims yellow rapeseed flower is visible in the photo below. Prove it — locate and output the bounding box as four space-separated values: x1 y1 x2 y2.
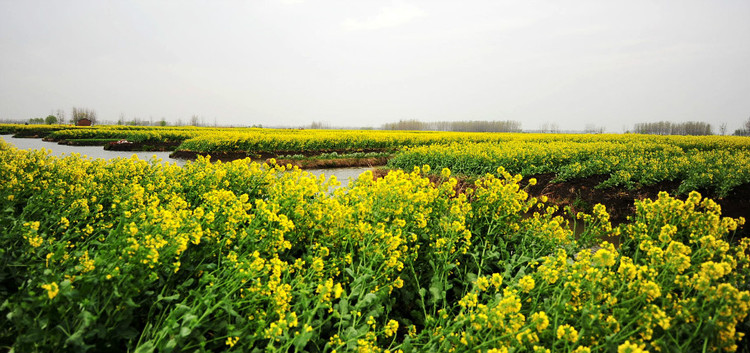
41 282 59 299
556 324 579 342
618 340 649 353
225 336 239 347
530 311 550 332
519 275 535 293
385 319 399 337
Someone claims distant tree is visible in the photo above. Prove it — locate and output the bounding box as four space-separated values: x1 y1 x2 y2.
28 117 45 124
383 119 428 131
633 121 712 136
584 124 605 134
538 122 560 133
383 119 521 132
45 115 58 124
131 116 143 126
719 123 727 135
71 107 97 125
310 121 331 129
55 109 66 124
189 115 200 126
735 116 750 136
159 118 167 127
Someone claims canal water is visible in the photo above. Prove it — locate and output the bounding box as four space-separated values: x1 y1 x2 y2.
0 135 372 183
2 135 182 165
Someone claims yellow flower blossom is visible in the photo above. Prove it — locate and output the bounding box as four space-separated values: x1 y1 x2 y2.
41 282 59 299
519 275 535 293
618 340 649 353
556 324 579 342
385 319 399 337
225 336 239 347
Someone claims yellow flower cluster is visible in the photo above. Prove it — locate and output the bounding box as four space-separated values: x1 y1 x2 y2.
390 134 750 198
40 282 59 299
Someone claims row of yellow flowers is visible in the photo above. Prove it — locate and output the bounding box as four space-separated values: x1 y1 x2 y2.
4 123 750 163
0 139 748 352
389 137 750 198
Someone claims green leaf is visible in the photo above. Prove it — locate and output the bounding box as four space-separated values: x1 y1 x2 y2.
339 295 349 316
125 297 139 308
134 341 155 353
157 293 180 302
359 292 377 307
161 337 177 353
293 328 314 350
429 280 444 304
182 313 198 325
179 278 195 289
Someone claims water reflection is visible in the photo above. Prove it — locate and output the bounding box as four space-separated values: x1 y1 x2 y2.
1 135 184 165
1 135 373 182
304 167 372 185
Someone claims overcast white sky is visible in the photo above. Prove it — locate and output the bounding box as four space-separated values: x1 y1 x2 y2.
1 0 749 131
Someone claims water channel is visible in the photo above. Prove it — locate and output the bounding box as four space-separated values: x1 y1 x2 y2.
1 135 372 183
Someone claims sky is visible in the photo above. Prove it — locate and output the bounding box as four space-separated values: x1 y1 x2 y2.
1 0 749 132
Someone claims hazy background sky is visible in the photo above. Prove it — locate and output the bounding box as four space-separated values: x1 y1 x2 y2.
1 0 749 131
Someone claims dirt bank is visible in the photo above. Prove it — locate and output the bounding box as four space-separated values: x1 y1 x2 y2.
169 148 393 167
524 173 749 229
104 141 182 152
274 157 389 169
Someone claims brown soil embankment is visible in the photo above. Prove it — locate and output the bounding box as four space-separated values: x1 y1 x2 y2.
104 141 182 152
525 174 749 229
171 148 390 160
169 148 392 167
274 157 389 169
169 150 250 161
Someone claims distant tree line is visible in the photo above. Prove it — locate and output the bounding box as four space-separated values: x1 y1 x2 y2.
633 121 713 136
15 107 98 126
734 117 750 136
537 122 561 134
584 124 606 134
309 121 331 129
382 119 522 132
71 107 97 124
25 115 58 125
116 113 168 127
